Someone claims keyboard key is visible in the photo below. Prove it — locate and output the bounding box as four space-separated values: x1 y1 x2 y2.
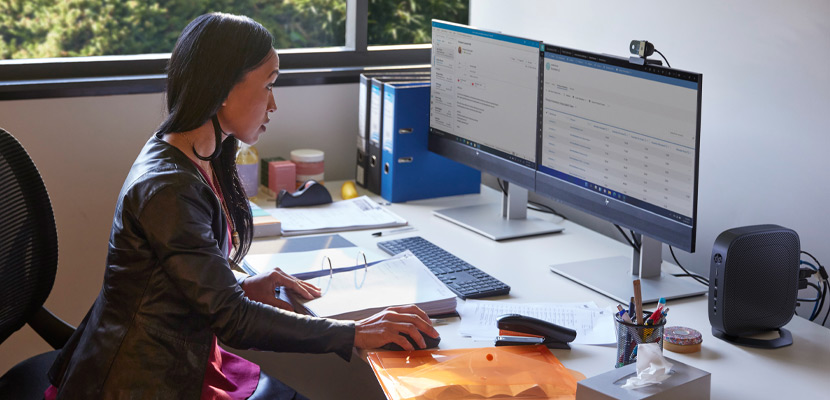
377 236 510 300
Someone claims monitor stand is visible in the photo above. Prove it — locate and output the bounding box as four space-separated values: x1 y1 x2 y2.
433 182 564 241
550 234 707 304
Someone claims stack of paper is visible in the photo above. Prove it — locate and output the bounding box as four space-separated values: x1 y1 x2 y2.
294 251 457 320
250 202 281 238
267 196 406 236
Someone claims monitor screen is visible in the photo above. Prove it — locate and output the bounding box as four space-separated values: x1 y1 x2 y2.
537 44 702 251
427 21 562 241
540 43 705 303
429 20 540 189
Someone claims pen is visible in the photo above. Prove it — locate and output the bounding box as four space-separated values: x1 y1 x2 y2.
372 226 415 237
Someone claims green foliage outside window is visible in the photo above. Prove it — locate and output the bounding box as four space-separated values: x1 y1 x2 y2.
0 0 468 60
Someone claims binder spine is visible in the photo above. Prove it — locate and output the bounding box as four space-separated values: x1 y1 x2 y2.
366 81 384 194
356 74 370 187
380 82 481 203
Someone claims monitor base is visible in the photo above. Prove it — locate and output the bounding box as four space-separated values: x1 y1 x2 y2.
550 256 707 304
434 204 563 241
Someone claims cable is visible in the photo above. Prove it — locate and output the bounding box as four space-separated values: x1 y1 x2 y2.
809 279 824 320
670 245 709 286
801 251 822 267
496 178 507 195
798 282 822 303
800 260 818 271
614 224 638 249
815 280 827 320
496 178 565 219
611 224 708 286
799 251 828 323
822 280 830 325
630 230 641 249
528 201 566 220
653 49 671 68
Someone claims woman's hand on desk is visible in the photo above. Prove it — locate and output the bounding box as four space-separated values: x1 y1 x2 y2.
354 305 439 351
241 268 321 311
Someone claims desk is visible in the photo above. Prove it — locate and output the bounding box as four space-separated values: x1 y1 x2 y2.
234 183 830 399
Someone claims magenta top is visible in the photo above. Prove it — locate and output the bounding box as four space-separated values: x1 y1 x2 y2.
193 162 260 400
45 162 260 400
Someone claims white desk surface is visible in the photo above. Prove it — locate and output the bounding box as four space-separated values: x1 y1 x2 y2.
241 183 829 399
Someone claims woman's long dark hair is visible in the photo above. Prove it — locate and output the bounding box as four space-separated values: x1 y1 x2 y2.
156 13 274 263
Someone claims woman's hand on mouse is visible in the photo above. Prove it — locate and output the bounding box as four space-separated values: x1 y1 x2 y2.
353 305 438 350
241 268 321 311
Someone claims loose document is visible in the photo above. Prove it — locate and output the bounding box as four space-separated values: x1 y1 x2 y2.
458 300 616 345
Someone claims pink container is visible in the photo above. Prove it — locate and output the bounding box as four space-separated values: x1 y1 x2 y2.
268 160 296 194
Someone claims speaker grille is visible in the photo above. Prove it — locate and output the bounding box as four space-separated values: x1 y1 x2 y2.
722 230 799 334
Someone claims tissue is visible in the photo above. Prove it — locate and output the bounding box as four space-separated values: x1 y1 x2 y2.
620 343 673 389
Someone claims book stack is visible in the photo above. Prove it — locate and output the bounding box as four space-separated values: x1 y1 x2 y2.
250 201 281 238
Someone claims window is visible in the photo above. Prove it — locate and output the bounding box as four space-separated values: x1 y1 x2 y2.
368 0 468 45
0 1 469 100
0 0 348 59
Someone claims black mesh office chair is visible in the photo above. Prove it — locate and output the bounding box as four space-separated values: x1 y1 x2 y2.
0 128 75 399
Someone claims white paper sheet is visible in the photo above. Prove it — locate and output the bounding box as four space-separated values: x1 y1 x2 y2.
297 251 457 320
269 196 406 235
457 299 616 345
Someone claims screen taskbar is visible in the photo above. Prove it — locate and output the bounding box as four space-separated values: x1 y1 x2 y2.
538 165 693 226
430 128 536 169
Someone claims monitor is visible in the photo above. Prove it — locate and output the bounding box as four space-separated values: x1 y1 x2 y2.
428 20 562 240
538 43 706 303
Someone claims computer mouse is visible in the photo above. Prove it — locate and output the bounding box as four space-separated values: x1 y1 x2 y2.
276 180 333 208
380 330 441 351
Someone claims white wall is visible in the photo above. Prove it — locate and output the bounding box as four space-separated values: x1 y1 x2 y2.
472 0 830 327
0 83 361 375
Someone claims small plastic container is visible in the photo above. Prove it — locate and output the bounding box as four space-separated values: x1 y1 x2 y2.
290 149 324 188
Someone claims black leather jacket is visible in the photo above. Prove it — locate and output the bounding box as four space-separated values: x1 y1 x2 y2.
48 136 355 399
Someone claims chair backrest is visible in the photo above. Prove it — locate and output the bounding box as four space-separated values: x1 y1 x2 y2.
0 128 58 345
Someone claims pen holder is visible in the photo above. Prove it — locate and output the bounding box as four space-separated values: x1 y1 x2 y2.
614 311 665 368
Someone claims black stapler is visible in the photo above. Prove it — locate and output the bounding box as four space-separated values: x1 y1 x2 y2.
495 314 577 349
276 180 333 208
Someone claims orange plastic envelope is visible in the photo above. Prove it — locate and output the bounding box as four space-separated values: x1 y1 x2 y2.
367 345 580 400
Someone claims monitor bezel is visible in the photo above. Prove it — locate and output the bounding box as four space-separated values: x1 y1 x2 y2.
536 43 703 252
428 19 543 192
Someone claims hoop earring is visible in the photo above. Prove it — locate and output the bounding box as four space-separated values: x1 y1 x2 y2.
194 115 224 161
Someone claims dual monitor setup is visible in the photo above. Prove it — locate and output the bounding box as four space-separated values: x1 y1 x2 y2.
427 20 705 304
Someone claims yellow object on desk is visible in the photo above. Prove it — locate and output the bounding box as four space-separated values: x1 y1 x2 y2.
367 345 583 400
340 180 359 200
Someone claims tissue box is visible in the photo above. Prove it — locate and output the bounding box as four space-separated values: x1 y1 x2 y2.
576 357 710 400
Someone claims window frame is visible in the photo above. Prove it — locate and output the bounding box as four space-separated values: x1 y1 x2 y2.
0 0 434 101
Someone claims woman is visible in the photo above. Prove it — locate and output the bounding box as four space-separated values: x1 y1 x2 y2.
47 13 437 399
